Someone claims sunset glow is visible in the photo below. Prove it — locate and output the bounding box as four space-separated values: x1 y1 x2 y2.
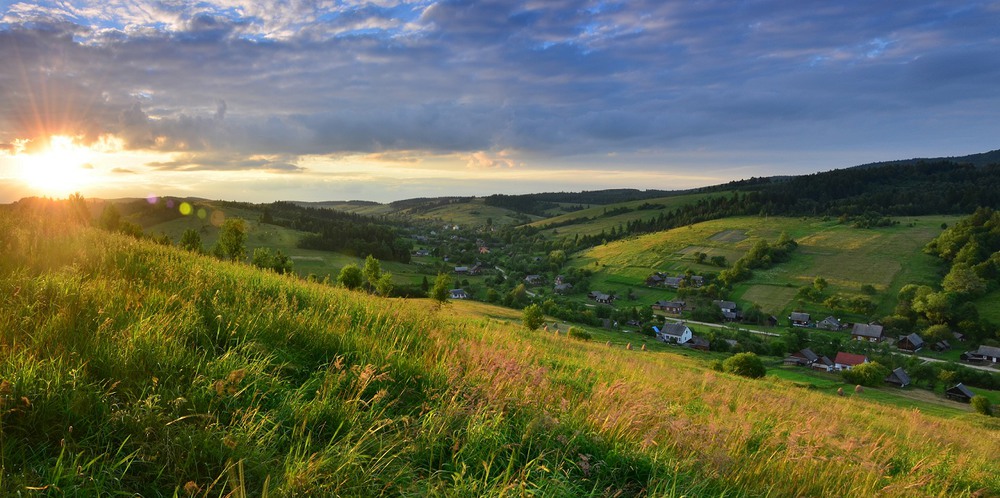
14 136 98 197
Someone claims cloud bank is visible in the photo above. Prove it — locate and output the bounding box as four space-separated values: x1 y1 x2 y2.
1 1 999 199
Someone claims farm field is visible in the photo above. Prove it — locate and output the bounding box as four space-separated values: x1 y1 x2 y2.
529 192 724 238
569 215 959 320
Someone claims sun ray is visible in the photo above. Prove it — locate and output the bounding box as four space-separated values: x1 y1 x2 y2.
14 135 97 197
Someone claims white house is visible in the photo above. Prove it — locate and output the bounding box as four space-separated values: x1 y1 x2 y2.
654 323 692 344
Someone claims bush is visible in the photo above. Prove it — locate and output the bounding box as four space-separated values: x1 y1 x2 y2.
722 352 766 379
523 304 544 330
841 361 890 387
567 327 592 341
971 395 993 416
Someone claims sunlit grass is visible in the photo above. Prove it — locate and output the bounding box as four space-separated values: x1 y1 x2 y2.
0 203 996 496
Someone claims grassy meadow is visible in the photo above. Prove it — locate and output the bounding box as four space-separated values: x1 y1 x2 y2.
570 215 958 320
0 205 998 496
529 193 723 239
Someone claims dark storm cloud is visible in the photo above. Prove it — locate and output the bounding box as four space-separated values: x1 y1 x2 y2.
1 0 999 173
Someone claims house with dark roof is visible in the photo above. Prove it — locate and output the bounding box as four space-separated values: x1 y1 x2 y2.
834 352 868 371
449 289 469 300
645 273 665 286
884 367 911 388
654 323 692 344
789 312 811 327
897 333 925 353
712 300 739 321
663 276 684 288
851 323 884 342
686 335 710 351
931 340 951 352
962 345 1000 364
554 283 573 294
817 316 843 331
784 348 819 367
811 356 835 372
524 274 544 286
588 291 614 304
651 300 685 314
945 383 975 403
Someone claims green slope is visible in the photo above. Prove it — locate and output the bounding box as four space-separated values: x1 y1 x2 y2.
1 202 997 496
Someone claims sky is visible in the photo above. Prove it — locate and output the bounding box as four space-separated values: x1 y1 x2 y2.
1 1 999 203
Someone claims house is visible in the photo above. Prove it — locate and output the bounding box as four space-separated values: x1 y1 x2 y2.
588 291 614 304
896 333 925 353
468 264 483 276
713 300 737 313
851 323 884 342
413 249 431 257
654 323 692 344
784 348 819 366
931 340 951 352
962 345 1000 364
691 276 704 287
816 316 843 331
789 312 811 327
884 367 911 388
686 335 710 351
449 289 469 299
811 356 835 372
834 352 868 371
651 300 685 314
554 283 573 294
945 383 975 403
645 273 665 286
454 266 469 274
713 300 739 321
663 276 684 288
524 274 544 286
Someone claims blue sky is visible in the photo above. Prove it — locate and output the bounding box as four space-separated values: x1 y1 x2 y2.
1 1 999 202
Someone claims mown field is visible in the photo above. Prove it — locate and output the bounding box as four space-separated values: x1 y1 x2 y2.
1 203 997 496
529 192 723 238
569 215 959 320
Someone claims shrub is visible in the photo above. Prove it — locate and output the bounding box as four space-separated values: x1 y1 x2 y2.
722 352 766 379
971 395 993 416
567 327 591 341
523 304 544 330
841 361 890 387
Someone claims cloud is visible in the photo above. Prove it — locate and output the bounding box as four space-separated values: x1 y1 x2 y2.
146 152 304 172
0 0 998 181
466 150 521 169
111 167 135 174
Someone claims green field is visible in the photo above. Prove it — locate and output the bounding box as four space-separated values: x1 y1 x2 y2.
2 205 998 496
570 215 959 319
529 192 723 238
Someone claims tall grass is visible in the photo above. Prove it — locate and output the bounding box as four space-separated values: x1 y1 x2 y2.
0 204 997 496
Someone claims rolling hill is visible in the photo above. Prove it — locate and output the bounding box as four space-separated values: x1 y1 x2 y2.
2 201 998 496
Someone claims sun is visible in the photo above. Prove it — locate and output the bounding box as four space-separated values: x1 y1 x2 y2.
15 135 97 196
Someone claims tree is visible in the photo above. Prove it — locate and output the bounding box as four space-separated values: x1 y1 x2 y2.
841 361 890 387
216 218 247 261
363 255 381 292
338 264 364 290
971 395 993 416
180 228 202 252
98 203 121 231
942 263 987 296
431 273 451 305
376 272 394 297
723 353 766 378
813 276 828 293
523 303 544 330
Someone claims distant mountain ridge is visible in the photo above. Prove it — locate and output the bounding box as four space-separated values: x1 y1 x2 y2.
852 148 1000 169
